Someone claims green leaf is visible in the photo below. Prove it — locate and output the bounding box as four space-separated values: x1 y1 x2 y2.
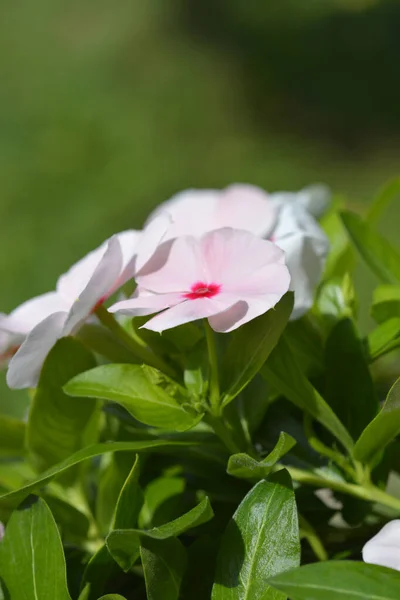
221 292 294 407
139 476 185 529
212 470 300 600
0 496 72 599
367 176 400 224
0 440 192 510
64 363 202 431
321 204 356 280
27 338 98 475
354 376 400 463
78 322 137 363
141 537 187 600
268 561 400 600
97 596 128 600
371 285 400 323
367 318 400 360
0 414 25 456
324 319 378 440
316 275 356 323
81 546 120 600
340 210 400 284
227 432 296 480
112 454 143 530
262 334 354 453
106 497 213 572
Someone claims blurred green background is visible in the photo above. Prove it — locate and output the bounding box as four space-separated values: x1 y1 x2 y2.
2 0 400 415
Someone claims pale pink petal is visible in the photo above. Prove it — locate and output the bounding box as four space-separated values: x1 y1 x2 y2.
217 184 277 237
143 296 238 333
199 228 286 290
63 236 123 334
114 229 141 280
0 292 70 336
146 185 277 240
110 292 184 317
208 292 287 333
6 312 68 389
135 213 172 273
271 185 331 219
137 236 209 294
363 520 400 571
57 241 108 302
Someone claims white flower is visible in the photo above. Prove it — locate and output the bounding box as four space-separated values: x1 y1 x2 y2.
146 183 330 319
363 520 400 571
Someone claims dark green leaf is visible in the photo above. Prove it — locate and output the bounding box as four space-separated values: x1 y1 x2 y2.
139 476 185 529
212 470 300 600
371 285 400 324
107 497 213 571
0 414 25 456
268 561 400 600
354 376 400 463
181 536 219 600
97 595 128 600
221 292 294 407
367 318 400 360
64 364 202 431
0 496 71 599
324 319 378 440
0 440 193 510
262 334 354 453
78 323 137 363
112 454 143 530
340 210 400 284
141 537 187 600
367 176 400 224
27 338 98 474
227 432 296 480
81 545 120 600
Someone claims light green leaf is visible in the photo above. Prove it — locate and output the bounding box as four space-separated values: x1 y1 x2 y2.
367 318 400 360
64 363 202 431
268 561 400 600
341 210 400 284
321 203 356 280
354 376 400 463
227 432 296 480
0 440 192 510
0 414 25 457
262 334 354 454
141 537 187 600
107 497 213 572
212 470 300 600
139 476 185 529
221 292 294 407
27 338 98 475
371 285 400 324
97 595 128 600
324 319 378 440
0 496 72 599
367 177 400 224
78 322 137 363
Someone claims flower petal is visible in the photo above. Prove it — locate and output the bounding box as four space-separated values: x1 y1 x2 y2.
6 312 68 389
147 184 277 240
271 185 331 219
271 201 329 319
137 236 208 294
113 230 141 287
64 236 123 334
199 228 287 291
110 291 184 317
143 296 238 333
0 292 70 336
363 520 400 571
135 213 172 273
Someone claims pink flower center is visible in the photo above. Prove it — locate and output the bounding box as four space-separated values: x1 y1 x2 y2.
183 281 221 300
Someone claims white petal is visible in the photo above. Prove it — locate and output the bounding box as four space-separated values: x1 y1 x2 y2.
363 521 400 571
63 236 123 334
110 291 184 317
271 201 329 319
6 312 68 389
57 241 108 302
135 213 172 273
0 292 70 336
143 296 238 333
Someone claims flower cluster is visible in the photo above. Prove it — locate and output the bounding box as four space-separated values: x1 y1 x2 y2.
0 183 330 389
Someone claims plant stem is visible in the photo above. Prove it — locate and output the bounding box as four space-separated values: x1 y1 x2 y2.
299 514 328 561
286 465 400 513
95 305 177 379
204 320 221 414
204 413 241 455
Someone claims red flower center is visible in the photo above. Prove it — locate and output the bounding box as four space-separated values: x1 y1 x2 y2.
184 281 221 300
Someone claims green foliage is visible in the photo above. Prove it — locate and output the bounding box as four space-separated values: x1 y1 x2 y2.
4 183 400 598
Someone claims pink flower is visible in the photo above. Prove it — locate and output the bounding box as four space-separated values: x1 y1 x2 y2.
110 228 290 333
146 184 329 319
